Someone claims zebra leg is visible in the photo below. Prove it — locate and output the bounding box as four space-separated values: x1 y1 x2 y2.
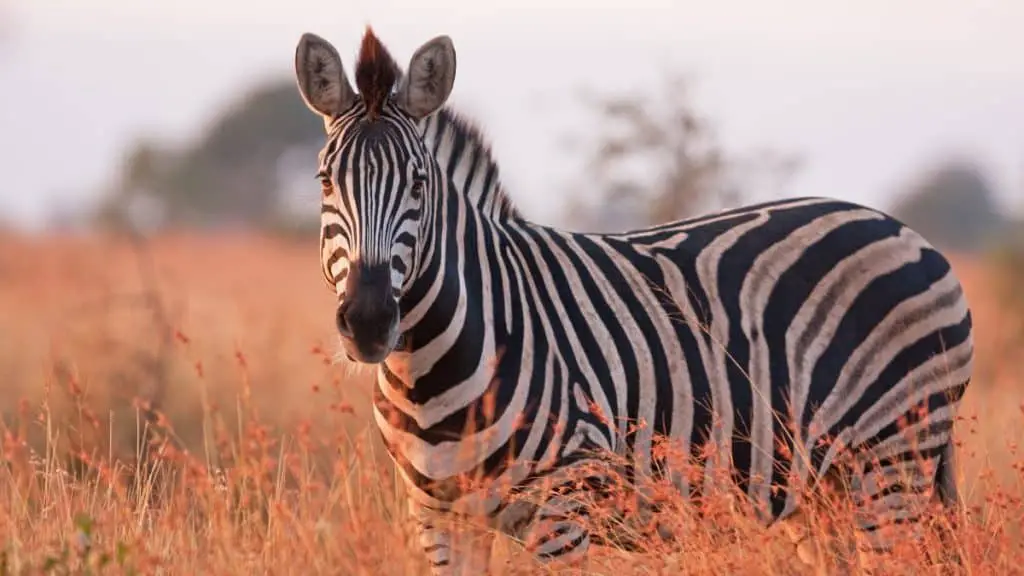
517 491 592 570
930 439 965 569
851 440 965 572
846 449 952 574
778 467 861 576
409 501 494 575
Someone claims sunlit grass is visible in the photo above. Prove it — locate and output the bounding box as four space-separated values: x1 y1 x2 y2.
0 233 1021 575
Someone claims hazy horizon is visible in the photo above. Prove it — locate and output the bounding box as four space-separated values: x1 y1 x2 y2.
2 0 1022 231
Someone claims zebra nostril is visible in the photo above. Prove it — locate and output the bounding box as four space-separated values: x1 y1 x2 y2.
336 302 353 337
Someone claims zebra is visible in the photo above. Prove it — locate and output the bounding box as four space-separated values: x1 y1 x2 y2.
293 27 974 574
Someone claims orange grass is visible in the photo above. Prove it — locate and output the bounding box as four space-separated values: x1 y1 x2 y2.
0 232 1022 575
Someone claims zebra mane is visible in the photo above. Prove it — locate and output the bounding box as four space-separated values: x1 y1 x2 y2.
422 105 521 221
368 48 519 222
354 27 399 121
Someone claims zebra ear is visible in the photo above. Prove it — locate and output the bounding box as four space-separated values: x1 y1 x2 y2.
294 33 357 123
395 35 456 120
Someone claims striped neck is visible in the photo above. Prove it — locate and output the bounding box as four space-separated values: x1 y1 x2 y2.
418 107 519 222
375 106 523 423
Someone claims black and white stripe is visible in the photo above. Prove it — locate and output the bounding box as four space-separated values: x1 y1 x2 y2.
295 30 974 574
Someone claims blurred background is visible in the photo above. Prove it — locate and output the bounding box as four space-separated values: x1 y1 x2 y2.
3 0 1022 235
1 0 1024 507
3 2 1024 571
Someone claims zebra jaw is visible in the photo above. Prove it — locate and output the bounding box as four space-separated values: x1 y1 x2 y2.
340 331 408 364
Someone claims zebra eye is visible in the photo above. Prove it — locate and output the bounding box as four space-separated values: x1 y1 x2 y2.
410 178 425 199
318 174 333 197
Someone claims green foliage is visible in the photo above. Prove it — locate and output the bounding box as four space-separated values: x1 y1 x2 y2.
890 159 1007 252
98 79 324 231
0 513 139 575
988 225 1024 313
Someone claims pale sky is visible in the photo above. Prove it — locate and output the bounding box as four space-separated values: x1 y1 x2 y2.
2 0 1022 230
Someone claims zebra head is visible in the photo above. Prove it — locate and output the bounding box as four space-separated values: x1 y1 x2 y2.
294 28 456 363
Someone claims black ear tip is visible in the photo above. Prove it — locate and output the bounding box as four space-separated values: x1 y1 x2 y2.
297 33 313 57
298 32 332 53
432 35 455 53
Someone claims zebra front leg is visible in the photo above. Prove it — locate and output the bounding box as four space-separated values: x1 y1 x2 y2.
516 491 592 571
410 501 494 575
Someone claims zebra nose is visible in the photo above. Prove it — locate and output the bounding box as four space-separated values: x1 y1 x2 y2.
336 301 354 338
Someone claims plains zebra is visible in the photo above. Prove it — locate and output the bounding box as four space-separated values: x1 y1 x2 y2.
293 28 974 574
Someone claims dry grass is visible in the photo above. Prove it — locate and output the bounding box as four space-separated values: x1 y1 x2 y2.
1 231 1023 575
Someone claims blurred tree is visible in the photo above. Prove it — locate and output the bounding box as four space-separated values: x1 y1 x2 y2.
96 79 324 232
890 158 1006 252
562 73 800 233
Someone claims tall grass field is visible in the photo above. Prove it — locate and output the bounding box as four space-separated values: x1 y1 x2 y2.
1 232 1022 574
